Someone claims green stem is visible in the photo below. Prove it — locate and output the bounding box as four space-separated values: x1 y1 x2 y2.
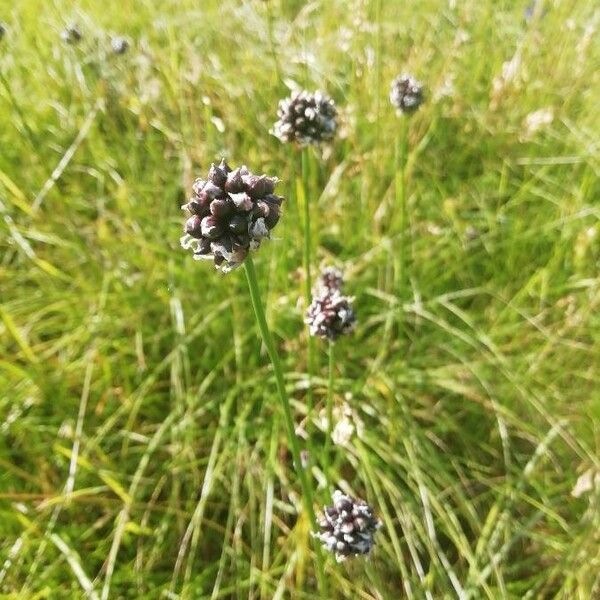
394 118 409 300
243 256 327 596
301 147 316 427
301 148 313 304
324 341 335 479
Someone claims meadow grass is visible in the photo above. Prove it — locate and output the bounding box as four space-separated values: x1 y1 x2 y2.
1 0 599 597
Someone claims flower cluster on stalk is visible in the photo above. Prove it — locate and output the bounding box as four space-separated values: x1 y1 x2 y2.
111 36 129 55
306 268 356 341
390 73 424 115
181 159 284 272
314 490 382 562
272 90 338 146
176 66 430 566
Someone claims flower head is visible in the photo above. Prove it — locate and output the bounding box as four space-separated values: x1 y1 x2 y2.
111 36 129 55
61 24 83 45
272 90 337 146
390 74 424 115
314 490 381 562
306 282 355 341
181 159 284 273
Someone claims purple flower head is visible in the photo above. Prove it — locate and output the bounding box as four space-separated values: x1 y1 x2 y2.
306 285 355 341
390 74 424 115
272 90 337 146
181 159 284 272
314 490 382 562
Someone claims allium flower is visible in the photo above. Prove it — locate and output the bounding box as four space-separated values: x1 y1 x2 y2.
272 90 337 146
61 24 83 45
306 285 355 341
111 36 129 55
180 159 284 273
314 490 381 562
390 74 424 115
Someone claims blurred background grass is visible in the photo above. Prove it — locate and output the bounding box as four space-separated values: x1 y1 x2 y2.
1 0 599 597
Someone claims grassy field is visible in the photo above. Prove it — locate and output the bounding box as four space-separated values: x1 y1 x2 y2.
1 0 599 597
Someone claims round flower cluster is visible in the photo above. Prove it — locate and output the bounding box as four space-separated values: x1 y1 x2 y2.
181 159 284 273
389 74 424 115
306 267 355 341
111 36 129 55
314 490 382 562
272 90 337 146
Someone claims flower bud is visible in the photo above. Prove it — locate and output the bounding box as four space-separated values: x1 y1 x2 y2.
243 175 276 199
210 198 233 219
208 159 229 187
201 215 223 239
225 168 245 193
230 192 253 212
264 207 280 229
185 215 203 238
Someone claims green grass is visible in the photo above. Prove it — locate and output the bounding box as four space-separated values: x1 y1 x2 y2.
1 0 599 597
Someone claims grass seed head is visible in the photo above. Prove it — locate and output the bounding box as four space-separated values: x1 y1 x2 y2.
272 90 337 146
314 490 381 562
390 73 424 115
181 159 284 273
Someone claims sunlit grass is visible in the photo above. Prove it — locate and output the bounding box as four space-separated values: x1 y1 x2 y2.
1 0 599 597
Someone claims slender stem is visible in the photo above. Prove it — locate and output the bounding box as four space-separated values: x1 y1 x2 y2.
243 256 327 596
394 117 409 300
301 148 313 304
324 341 335 477
300 147 316 427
